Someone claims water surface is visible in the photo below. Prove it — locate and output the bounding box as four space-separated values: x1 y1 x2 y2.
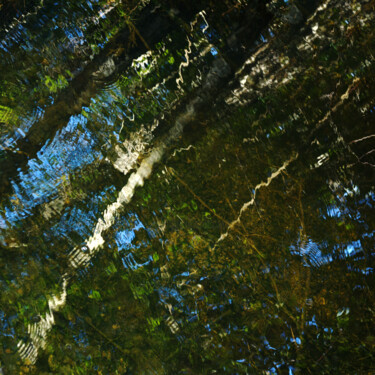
0 0 375 373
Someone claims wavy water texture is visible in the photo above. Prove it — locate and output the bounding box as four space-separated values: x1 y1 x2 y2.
176 11 209 90
17 278 67 363
17 45 231 363
216 153 299 245
17 99 197 363
227 0 368 108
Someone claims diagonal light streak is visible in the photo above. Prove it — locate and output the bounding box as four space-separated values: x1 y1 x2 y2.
216 153 299 244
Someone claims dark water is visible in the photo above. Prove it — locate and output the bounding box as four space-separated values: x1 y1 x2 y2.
0 0 375 373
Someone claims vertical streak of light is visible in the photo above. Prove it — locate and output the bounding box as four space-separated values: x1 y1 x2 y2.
176 11 209 90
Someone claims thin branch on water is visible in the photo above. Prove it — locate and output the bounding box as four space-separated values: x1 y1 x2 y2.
75 310 129 356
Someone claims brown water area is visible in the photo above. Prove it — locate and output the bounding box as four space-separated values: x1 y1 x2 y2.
0 0 374 373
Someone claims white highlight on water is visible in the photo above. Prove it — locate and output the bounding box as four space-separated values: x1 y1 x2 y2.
216 153 298 244
176 11 209 89
17 87 198 364
16 8 223 361
17 277 67 364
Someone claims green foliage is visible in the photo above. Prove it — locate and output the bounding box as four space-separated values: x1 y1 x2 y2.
1 0 375 374
43 74 69 94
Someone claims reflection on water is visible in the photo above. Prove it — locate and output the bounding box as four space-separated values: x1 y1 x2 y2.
1 0 375 373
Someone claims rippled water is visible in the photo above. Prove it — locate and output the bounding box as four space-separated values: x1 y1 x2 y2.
1 0 375 373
